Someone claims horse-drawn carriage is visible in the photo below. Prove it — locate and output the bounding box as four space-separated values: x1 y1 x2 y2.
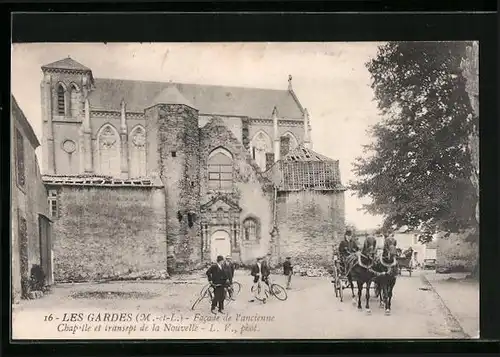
331 253 377 302
331 237 400 315
396 248 414 276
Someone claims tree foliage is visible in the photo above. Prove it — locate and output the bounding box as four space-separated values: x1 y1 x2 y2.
350 42 477 243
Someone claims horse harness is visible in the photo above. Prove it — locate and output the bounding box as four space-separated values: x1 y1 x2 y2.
344 251 395 278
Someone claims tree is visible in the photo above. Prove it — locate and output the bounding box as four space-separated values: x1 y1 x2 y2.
350 42 478 243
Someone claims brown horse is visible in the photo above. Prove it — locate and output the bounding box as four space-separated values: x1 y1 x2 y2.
373 236 399 315
344 236 378 314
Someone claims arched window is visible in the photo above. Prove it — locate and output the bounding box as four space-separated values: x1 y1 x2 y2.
208 147 233 190
69 83 80 117
243 217 259 241
250 131 272 172
129 125 146 178
97 124 121 176
57 84 65 115
281 132 298 157
216 207 225 220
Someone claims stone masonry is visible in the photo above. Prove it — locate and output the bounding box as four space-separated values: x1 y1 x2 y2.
276 190 345 267
146 104 201 272
50 185 166 282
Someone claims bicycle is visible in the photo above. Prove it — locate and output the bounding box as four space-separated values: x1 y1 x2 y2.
250 276 287 302
191 281 241 310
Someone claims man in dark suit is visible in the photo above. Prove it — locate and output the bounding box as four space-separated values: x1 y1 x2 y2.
223 255 235 283
206 255 228 314
337 229 359 275
261 256 271 285
223 255 235 300
283 257 293 289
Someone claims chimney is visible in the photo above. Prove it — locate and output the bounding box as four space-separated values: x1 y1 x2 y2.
288 74 293 91
272 106 280 162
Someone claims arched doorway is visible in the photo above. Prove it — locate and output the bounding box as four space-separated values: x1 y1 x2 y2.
210 230 231 262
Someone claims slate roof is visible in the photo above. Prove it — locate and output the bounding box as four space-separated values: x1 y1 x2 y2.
88 78 304 119
41 57 91 72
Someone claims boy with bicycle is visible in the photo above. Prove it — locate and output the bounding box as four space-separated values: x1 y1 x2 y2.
223 255 235 300
250 256 271 303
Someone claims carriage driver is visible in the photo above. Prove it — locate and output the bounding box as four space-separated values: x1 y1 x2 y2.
337 229 360 275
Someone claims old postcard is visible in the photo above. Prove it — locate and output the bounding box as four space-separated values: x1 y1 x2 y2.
11 42 479 339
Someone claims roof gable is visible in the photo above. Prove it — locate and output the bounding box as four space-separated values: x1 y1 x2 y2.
88 78 304 119
41 57 91 72
148 85 196 109
201 193 242 212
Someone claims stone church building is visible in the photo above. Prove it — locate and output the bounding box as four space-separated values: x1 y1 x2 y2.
40 57 346 281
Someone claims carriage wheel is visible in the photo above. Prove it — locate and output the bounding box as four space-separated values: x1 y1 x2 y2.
332 265 339 297
338 278 344 302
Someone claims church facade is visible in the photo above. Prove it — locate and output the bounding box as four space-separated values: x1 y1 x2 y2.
40 57 346 281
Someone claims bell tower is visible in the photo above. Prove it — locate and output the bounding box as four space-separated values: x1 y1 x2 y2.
40 57 94 175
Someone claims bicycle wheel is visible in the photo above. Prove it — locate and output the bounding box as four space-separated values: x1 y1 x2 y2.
270 283 287 301
224 289 233 306
191 295 203 310
199 283 210 297
231 281 242 297
192 285 212 310
253 283 266 302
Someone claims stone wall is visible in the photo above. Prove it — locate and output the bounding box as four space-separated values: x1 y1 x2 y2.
147 104 201 272
276 190 345 267
200 117 274 265
199 115 243 143
51 185 166 282
436 230 478 273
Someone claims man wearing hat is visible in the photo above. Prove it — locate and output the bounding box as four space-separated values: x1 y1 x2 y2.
250 256 270 302
337 229 359 275
283 257 293 290
206 255 228 314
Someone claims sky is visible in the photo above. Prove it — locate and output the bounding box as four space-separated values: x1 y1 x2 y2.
11 42 386 230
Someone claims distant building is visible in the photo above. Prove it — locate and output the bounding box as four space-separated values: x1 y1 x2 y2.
392 229 430 266
11 96 53 302
39 57 346 280
425 241 437 260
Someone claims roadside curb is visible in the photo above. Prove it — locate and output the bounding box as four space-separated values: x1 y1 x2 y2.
420 274 470 339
